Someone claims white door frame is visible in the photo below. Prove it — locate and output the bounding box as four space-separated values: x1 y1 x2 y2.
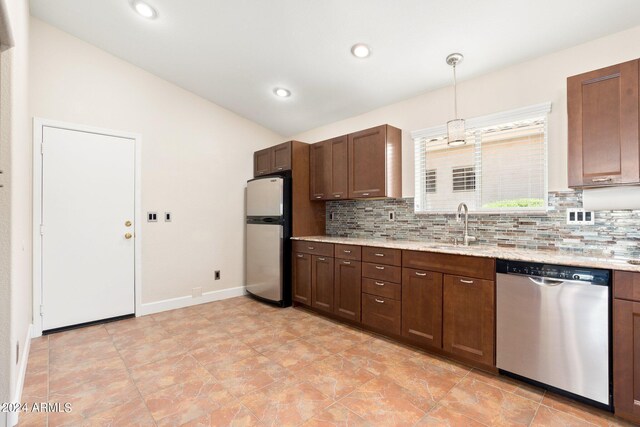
32 118 142 337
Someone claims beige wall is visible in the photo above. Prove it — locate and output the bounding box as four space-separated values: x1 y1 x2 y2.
290 24 640 197
29 18 283 306
0 0 30 422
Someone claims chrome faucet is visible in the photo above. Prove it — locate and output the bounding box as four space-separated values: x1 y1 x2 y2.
456 202 476 246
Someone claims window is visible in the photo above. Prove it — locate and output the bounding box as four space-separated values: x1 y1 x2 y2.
412 103 550 213
452 166 475 192
425 169 436 193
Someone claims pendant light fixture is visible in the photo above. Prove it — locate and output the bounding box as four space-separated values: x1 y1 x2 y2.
446 53 466 146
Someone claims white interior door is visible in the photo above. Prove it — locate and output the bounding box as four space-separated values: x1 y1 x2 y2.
41 126 135 330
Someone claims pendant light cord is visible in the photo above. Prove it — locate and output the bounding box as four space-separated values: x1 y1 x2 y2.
453 64 458 120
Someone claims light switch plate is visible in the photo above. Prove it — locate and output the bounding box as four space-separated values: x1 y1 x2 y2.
147 212 158 222
566 208 594 225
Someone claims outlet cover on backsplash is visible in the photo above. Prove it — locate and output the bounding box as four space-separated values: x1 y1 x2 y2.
326 190 640 260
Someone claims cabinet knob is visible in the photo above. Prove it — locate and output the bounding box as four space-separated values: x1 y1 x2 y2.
375 266 385 270
374 298 384 304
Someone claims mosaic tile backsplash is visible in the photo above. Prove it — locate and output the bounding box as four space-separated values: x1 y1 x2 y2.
326 190 640 260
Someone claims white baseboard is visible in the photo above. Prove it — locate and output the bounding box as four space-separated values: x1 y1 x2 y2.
7 324 33 427
137 286 247 316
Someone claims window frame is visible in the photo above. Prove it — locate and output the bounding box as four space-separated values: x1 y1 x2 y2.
411 102 551 214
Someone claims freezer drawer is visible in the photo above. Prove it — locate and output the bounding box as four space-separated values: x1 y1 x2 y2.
246 223 282 302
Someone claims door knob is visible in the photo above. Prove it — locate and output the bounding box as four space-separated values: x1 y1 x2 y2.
125 221 132 227
124 233 133 240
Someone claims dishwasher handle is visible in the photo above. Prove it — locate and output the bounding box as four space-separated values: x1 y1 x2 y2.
528 277 564 287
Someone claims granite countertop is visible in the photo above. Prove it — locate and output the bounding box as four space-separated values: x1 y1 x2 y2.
291 235 640 273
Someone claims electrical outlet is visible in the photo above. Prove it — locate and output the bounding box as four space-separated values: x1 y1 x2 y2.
165 212 172 222
192 287 202 298
215 270 221 280
147 212 158 222
329 212 336 221
566 208 594 225
389 211 396 221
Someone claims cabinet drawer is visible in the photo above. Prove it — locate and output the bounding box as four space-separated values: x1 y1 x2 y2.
362 278 401 300
335 244 362 261
292 241 334 257
362 246 401 266
403 250 495 281
614 271 640 302
362 293 401 335
362 262 402 283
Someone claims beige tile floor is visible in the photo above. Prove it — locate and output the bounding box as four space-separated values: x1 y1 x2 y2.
17 296 633 426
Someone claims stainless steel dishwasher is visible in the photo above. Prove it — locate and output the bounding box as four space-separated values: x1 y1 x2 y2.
496 259 611 408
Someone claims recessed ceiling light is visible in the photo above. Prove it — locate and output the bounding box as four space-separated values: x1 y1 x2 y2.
131 0 157 19
273 88 291 98
351 43 371 59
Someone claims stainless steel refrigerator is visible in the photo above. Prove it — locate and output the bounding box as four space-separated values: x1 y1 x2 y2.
245 175 292 307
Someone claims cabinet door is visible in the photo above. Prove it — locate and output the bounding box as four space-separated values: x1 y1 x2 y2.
272 141 292 172
312 255 334 313
568 60 640 187
310 141 331 200
348 125 387 198
330 135 348 200
401 268 443 348
613 299 640 423
443 275 495 366
334 259 361 322
254 147 273 177
292 252 312 305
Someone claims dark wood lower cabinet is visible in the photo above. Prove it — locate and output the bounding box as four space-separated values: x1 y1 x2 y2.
311 255 334 313
443 275 495 366
362 293 401 335
334 259 361 322
401 268 443 348
613 298 640 423
292 252 311 304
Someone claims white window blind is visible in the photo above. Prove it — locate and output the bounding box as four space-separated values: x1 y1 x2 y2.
413 103 550 213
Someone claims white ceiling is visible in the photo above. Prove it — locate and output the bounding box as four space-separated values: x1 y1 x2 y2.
29 0 640 136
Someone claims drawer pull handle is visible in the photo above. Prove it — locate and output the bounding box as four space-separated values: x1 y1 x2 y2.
362 193 370 196
375 281 385 286
375 266 385 270
343 261 351 265
460 279 474 284
334 194 341 198
374 253 385 257
375 298 384 304
634 400 640 407
591 177 612 182
277 167 284 171
315 196 322 199
308 246 314 250
297 254 304 258
318 257 326 261
415 272 427 276
343 250 351 253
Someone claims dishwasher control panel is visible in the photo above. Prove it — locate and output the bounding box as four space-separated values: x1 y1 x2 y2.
496 259 610 286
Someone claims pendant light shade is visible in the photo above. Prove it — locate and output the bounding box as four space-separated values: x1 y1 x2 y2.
446 53 466 146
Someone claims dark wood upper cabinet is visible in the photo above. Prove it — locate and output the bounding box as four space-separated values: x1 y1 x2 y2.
254 147 272 177
272 141 292 172
568 59 640 187
292 252 312 305
443 275 495 366
309 140 331 200
334 259 362 322
309 135 348 201
311 255 334 313
401 268 443 348
330 136 349 199
348 125 402 199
